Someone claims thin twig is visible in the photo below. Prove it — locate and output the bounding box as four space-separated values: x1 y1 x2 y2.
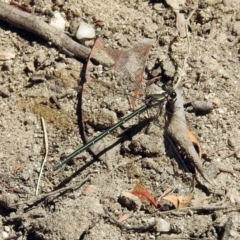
219 167 239 175
14 175 91 206
221 146 240 159
104 206 156 231
0 179 24 193
36 117 48 196
160 205 240 215
175 3 198 89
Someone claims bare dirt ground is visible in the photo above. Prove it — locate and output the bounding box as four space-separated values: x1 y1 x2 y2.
0 0 240 239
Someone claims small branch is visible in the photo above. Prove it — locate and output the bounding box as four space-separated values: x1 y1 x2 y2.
221 146 240 160
36 117 48 196
0 179 23 193
219 167 239 175
104 206 156 231
14 175 91 206
160 205 240 215
0 2 90 60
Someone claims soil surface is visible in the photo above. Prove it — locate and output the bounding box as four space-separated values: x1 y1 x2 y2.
0 0 240 239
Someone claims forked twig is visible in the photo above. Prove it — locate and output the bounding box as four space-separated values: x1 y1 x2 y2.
36 117 48 195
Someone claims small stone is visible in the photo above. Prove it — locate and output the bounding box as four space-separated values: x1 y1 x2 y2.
153 3 164 11
3 226 10 232
154 218 171 232
191 100 213 113
212 97 221 107
49 12 66 31
2 231 9 239
162 59 175 78
54 0 64 6
91 108 118 129
0 193 18 210
33 144 41 155
0 49 15 60
76 21 95 40
25 61 35 72
118 191 142 210
233 22 240 36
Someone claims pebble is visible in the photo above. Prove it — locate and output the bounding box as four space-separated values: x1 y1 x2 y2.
118 191 142 211
54 0 64 6
233 22 240 36
0 49 15 60
3 226 10 232
33 144 41 155
2 231 9 239
49 12 66 31
154 218 171 232
76 21 95 40
191 100 213 113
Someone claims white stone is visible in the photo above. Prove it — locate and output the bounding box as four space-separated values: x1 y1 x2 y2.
2 231 9 239
49 12 66 31
3 226 10 232
76 21 95 40
155 218 171 232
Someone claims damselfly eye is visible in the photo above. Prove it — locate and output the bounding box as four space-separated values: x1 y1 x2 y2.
162 85 176 98
171 91 177 98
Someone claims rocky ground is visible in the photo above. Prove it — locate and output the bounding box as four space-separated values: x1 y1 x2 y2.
0 0 240 239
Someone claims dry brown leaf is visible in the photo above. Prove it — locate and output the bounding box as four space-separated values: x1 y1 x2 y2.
163 178 195 209
163 191 194 209
131 180 158 208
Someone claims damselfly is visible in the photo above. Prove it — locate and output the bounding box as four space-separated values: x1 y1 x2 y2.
54 39 176 171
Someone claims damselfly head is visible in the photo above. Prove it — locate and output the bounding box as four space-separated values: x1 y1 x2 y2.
162 85 176 99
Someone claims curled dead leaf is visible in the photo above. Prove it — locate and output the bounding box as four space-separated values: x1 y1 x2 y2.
162 178 195 209
163 191 194 209
131 180 158 208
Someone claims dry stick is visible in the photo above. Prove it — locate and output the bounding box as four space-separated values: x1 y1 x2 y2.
221 146 240 159
0 179 23 193
160 205 240 215
167 88 215 186
0 2 90 61
219 167 240 175
36 117 48 196
14 175 91 206
175 3 198 89
103 206 156 231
